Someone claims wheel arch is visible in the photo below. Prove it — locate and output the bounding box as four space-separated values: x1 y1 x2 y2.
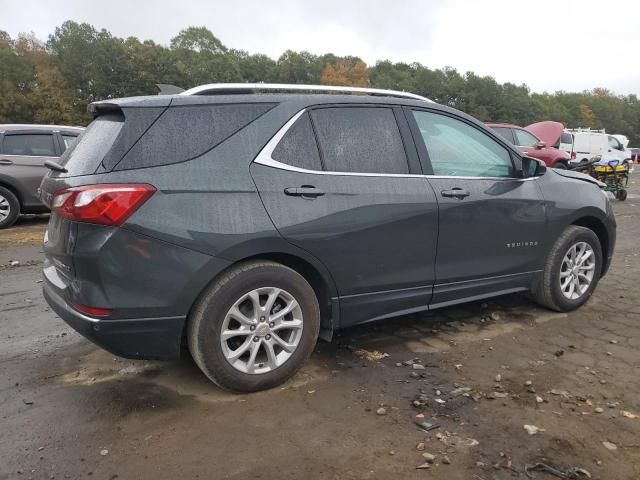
0 178 23 207
571 215 609 276
185 248 339 343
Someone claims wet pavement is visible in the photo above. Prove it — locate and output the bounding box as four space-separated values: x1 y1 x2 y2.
1 178 639 479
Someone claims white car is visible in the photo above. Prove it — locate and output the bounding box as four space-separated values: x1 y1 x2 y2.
562 129 630 165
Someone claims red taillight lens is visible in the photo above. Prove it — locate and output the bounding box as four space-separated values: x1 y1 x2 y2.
571 151 576 160
52 184 156 226
74 304 112 317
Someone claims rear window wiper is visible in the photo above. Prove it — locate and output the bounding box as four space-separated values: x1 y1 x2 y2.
44 160 68 173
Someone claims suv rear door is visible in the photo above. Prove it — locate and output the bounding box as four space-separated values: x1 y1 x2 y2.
406 108 546 307
251 105 439 327
0 130 60 207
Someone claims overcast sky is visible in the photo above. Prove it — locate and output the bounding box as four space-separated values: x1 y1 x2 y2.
2 0 639 95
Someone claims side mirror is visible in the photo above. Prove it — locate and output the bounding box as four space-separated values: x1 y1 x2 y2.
521 156 547 177
535 141 546 150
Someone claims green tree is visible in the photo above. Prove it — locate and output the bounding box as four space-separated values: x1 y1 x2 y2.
170 27 226 54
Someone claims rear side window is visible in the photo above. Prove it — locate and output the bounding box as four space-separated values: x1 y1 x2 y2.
310 107 409 174
116 103 275 170
59 113 124 175
492 127 514 144
272 113 322 171
514 129 539 147
2 134 56 156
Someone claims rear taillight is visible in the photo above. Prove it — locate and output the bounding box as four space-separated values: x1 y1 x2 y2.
51 184 156 226
74 304 112 317
571 151 576 160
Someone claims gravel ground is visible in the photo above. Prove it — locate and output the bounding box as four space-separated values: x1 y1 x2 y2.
1 178 639 480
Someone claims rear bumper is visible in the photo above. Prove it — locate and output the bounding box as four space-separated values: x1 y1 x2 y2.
43 282 185 360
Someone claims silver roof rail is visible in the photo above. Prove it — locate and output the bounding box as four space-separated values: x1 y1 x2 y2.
181 83 433 102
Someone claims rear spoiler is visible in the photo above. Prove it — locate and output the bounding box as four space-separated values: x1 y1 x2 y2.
156 84 185 95
88 95 172 117
87 102 122 117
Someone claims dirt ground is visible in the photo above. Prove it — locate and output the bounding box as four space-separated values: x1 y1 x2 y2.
1 179 639 480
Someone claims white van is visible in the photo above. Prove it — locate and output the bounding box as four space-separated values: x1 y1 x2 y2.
562 129 630 165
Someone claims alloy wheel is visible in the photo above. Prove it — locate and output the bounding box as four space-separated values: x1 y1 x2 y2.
559 241 595 300
220 287 304 374
0 194 10 222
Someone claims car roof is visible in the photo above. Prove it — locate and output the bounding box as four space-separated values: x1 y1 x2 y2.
0 124 84 133
90 92 496 136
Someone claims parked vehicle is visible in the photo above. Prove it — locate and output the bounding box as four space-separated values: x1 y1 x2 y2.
0 124 83 228
558 128 630 165
629 147 640 162
486 123 571 168
40 84 616 392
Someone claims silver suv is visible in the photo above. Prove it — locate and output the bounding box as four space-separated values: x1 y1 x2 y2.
0 124 83 228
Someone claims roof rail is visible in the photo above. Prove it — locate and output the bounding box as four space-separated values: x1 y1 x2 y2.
566 127 606 134
180 83 433 103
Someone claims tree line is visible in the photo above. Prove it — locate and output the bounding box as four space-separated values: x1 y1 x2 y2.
1 21 638 145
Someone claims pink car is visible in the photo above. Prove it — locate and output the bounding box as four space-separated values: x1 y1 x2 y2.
487 122 571 169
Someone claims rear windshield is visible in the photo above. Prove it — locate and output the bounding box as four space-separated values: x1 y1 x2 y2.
560 132 573 145
58 113 124 176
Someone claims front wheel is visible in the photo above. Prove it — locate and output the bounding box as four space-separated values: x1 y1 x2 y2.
616 189 627 201
188 260 320 392
532 226 602 312
552 161 568 169
0 186 20 229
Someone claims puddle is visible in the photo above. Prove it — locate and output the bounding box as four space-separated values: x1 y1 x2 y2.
56 348 331 402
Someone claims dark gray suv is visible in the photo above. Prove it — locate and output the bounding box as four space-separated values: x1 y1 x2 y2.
0 124 83 228
40 84 616 392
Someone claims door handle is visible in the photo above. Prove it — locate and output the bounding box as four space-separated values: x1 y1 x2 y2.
0 159 13 165
441 188 470 199
284 186 325 198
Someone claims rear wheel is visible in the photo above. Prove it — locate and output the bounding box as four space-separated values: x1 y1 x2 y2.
188 260 320 392
0 187 20 229
532 226 602 312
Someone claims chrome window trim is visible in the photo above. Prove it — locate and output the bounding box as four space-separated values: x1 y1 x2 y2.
182 83 433 103
253 108 539 182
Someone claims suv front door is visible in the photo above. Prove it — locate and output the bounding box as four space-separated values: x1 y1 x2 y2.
406 109 547 307
251 105 439 327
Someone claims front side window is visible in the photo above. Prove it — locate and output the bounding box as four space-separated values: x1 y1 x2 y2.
2 134 56 156
514 129 540 148
412 110 513 178
608 136 622 150
272 113 322 171
310 107 409 174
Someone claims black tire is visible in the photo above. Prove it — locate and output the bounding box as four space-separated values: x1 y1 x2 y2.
187 260 320 392
552 161 568 169
616 189 627 201
531 226 602 312
0 186 20 229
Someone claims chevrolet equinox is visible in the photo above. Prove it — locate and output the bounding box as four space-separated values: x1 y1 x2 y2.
40 84 616 392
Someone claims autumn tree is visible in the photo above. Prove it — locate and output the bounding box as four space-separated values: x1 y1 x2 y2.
1 22 639 146
320 58 368 87
579 104 596 128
